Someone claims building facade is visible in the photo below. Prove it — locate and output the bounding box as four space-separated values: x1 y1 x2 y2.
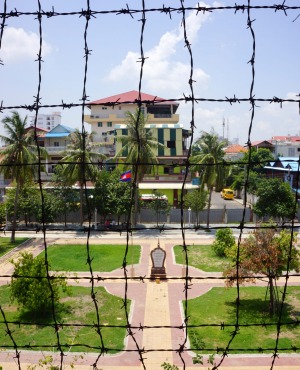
84 90 198 206
29 112 62 131
43 124 75 177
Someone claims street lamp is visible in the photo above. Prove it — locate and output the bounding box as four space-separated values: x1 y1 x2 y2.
88 195 97 229
188 207 191 227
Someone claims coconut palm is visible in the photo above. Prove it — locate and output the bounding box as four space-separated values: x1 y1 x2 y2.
115 109 165 226
191 130 226 227
59 129 106 225
0 111 46 242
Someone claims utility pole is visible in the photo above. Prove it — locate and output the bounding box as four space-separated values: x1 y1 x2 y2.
222 117 225 139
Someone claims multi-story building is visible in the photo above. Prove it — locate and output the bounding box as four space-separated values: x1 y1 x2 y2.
42 124 75 178
269 135 300 157
29 112 62 131
84 90 198 206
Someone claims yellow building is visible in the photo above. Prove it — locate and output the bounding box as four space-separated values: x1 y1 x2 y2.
84 90 199 206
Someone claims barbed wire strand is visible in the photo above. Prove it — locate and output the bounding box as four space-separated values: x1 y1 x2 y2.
0 2 300 370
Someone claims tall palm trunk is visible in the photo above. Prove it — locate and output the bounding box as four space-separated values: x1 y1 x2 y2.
133 178 139 227
268 275 277 317
206 186 213 228
79 183 84 226
11 184 20 243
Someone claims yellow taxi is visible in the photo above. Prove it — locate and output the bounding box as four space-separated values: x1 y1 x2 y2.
221 188 234 200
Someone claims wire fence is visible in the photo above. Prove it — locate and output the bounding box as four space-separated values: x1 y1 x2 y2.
1 1 300 369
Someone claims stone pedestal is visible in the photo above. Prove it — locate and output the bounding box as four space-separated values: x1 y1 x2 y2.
150 241 167 280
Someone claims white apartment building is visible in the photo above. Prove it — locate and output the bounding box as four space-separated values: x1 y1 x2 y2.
29 112 61 131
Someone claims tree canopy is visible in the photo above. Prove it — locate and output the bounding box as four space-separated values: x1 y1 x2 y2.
115 110 164 180
0 111 47 241
224 226 300 315
183 189 208 226
60 129 106 225
191 130 226 227
253 178 297 220
94 169 132 224
10 252 69 315
115 109 165 225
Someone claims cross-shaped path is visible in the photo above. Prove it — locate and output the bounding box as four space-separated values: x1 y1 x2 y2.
0 234 300 369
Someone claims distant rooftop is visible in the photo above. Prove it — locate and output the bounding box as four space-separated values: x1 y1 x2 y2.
88 90 179 109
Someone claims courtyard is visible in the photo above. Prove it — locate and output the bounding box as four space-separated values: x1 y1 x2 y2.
0 230 300 370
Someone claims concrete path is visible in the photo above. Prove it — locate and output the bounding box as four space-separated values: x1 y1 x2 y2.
0 233 300 369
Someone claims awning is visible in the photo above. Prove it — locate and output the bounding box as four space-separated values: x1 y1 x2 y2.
139 182 199 190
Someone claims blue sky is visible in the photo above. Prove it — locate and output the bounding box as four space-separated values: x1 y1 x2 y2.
1 0 299 146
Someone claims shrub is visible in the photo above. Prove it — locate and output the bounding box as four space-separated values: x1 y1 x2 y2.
10 252 69 315
212 228 236 257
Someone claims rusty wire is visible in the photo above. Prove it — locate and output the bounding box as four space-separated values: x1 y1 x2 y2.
0 1 300 370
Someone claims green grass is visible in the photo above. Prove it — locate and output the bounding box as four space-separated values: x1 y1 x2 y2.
187 286 300 353
38 244 141 272
0 284 130 353
0 237 28 257
174 244 231 272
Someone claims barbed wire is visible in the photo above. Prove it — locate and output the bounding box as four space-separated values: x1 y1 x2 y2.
0 1 300 370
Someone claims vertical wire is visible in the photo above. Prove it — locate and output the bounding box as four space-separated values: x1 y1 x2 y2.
122 0 147 367
79 1 107 367
178 0 197 367
270 156 300 369
0 2 22 368
35 2 65 369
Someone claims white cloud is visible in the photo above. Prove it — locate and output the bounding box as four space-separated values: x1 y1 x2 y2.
106 2 212 95
0 27 52 63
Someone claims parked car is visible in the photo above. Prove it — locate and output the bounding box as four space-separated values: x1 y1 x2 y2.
221 188 234 200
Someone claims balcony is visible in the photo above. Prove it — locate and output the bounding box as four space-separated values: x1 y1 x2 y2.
142 174 191 182
46 146 66 153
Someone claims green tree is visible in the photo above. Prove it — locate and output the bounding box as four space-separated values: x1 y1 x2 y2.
94 169 132 225
191 130 226 227
5 185 61 226
230 148 274 200
115 109 164 226
0 202 6 226
147 190 171 227
253 178 297 221
231 169 263 197
51 166 80 226
224 227 300 316
212 228 236 257
241 147 274 170
60 130 106 225
183 189 208 226
0 112 47 242
10 252 69 315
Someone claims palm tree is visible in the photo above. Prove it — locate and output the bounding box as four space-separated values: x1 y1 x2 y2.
115 109 164 226
59 129 106 225
191 130 226 227
0 111 45 242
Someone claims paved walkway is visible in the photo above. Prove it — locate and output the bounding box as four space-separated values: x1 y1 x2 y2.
0 233 300 369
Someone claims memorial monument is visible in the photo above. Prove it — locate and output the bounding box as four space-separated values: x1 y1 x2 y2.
150 239 167 280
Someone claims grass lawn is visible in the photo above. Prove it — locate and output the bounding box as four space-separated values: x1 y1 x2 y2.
174 244 231 272
0 284 130 353
187 286 300 354
0 237 28 257
38 244 141 272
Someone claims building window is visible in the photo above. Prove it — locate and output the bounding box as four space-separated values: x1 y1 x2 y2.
167 140 176 148
164 167 174 174
288 148 295 156
54 142 59 147
102 107 107 110
107 122 112 127
98 122 102 127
